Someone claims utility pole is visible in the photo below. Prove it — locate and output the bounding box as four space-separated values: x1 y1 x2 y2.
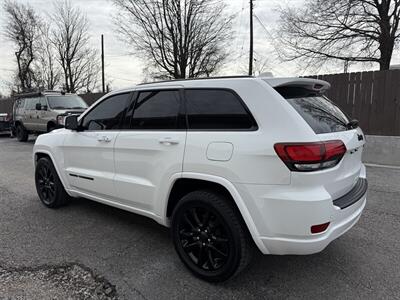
101 34 105 93
344 59 349 73
249 0 254 76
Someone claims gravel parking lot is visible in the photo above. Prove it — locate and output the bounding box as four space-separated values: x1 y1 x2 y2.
0 134 399 299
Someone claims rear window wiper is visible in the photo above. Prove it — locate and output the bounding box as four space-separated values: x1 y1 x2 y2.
346 119 359 129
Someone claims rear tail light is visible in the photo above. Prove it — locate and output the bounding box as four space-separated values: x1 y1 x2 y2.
274 140 346 172
5 113 11 122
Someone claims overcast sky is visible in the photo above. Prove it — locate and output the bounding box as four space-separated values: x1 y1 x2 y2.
1 0 396 95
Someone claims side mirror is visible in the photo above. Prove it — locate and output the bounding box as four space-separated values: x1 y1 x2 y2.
43 105 48 111
35 103 42 110
65 115 79 131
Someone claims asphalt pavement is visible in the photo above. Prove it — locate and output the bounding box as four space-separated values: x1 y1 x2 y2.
0 134 399 299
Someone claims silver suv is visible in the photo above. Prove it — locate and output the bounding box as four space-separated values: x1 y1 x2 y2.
13 91 88 142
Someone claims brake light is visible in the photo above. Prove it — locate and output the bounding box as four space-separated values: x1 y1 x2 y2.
274 140 346 172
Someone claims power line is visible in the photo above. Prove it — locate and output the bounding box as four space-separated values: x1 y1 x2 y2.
107 74 136 83
249 0 254 75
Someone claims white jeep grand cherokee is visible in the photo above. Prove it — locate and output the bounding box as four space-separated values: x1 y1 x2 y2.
33 76 367 282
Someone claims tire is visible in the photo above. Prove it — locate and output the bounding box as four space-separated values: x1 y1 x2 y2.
35 157 70 208
16 124 28 142
171 190 253 282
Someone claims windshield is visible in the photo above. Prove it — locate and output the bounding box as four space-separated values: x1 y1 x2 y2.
276 87 350 134
47 95 88 110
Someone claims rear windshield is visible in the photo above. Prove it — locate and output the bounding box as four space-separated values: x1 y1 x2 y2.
47 95 88 110
276 87 349 134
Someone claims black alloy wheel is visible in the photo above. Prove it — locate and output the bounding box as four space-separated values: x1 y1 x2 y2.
178 206 231 271
172 190 253 282
36 162 56 205
35 157 70 208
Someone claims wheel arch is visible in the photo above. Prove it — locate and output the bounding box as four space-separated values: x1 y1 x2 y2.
34 150 71 195
47 120 57 132
165 173 268 253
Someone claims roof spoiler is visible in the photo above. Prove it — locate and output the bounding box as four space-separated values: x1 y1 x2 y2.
261 77 331 93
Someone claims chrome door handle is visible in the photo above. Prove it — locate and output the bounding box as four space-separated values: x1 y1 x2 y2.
159 137 179 145
97 135 112 142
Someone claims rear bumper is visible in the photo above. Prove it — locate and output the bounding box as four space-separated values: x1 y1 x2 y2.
234 166 367 255
0 121 10 132
259 195 366 254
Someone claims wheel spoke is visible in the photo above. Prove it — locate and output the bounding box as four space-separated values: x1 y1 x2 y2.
183 213 196 230
209 245 228 257
180 229 194 238
207 248 216 270
197 245 206 267
191 208 202 227
213 236 229 243
202 210 210 226
183 241 200 250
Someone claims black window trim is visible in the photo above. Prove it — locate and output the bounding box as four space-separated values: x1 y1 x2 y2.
183 87 258 132
122 88 186 131
79 91 135 131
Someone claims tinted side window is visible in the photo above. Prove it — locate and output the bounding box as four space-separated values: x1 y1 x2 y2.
25 98 38 110
16 99 25 108
39 97 47 108
185 89 256 130
130 90 180 130
82 93 131 130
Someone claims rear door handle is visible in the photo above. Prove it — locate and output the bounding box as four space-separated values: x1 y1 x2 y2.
97 135 112 142
159 137 179 145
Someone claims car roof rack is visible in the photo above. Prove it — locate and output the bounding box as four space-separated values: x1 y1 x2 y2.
138 75 255 86
13 90 69 98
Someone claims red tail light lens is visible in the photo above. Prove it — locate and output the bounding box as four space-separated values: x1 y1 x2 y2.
274 140 346 172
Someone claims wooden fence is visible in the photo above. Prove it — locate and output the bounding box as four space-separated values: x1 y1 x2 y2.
309 69 400 136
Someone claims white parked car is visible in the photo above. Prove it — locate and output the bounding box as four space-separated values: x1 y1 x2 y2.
33 76 367 282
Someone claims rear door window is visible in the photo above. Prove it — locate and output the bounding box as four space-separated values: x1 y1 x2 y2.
129 90 181 130
276 87 349 134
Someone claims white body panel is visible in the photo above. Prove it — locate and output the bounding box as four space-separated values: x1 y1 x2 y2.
113 131 186 213
33 77 367 255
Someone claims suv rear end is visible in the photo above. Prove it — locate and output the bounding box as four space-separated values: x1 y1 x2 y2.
0 112 11 134
235 78 367 255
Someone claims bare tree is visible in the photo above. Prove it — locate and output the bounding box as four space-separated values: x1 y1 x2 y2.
112 0 232 79
278 0 400 70
3 0 40 91
51 0 99 93
33 22 61 90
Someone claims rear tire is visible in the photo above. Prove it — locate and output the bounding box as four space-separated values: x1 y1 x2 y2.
171 190 253 282
16 124 28 142
35 157 70 208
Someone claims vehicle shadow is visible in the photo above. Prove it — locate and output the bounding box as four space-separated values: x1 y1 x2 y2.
0 133 11 138
63 196 357 297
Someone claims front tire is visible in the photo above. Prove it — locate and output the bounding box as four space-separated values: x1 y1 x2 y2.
171 190 253 282
16 124 28 142
35 157 70 208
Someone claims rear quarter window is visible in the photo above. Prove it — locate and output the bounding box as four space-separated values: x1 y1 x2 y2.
275 87 349 134
184 89 257 130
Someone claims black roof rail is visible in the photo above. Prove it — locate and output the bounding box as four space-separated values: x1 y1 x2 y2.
138 75 255 86
13 90 68 98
